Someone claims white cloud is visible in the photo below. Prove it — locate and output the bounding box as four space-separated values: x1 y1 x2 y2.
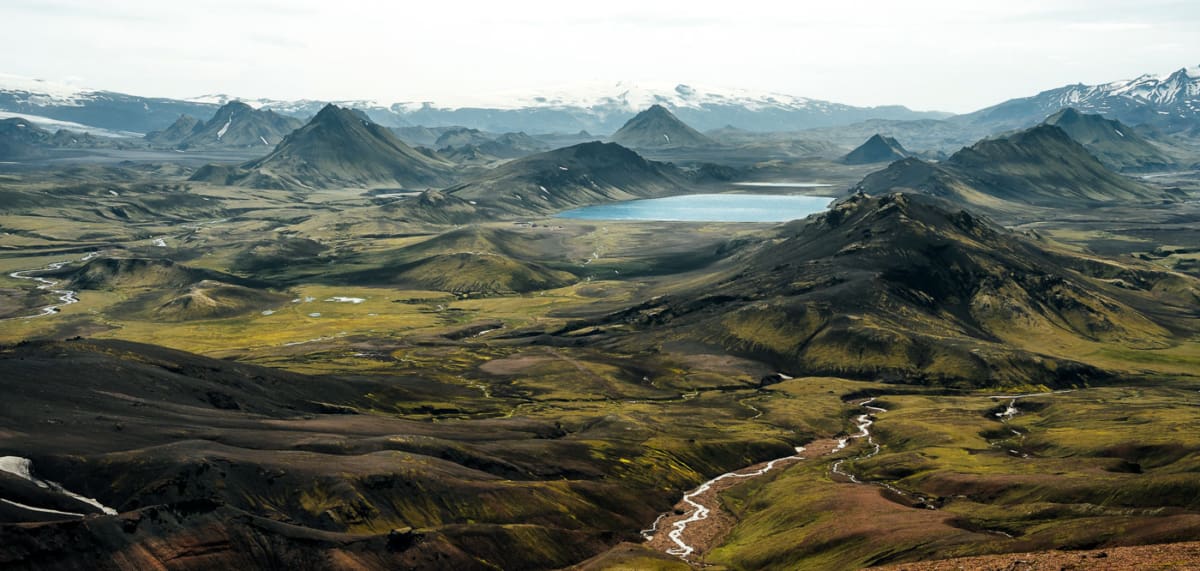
1066 22 1154 31
0 0 1197 113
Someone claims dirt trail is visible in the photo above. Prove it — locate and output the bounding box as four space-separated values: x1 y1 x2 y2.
867 541 1200 570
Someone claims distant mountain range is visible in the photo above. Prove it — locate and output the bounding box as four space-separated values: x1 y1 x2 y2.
954 65 1200 134
0 77 950 135
2 67 1198 142
0 74 218 134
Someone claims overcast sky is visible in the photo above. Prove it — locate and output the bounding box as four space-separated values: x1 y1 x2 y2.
2 0 1198 113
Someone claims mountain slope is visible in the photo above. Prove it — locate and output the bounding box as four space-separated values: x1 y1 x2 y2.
856 124 1181 209
575 193 1199 387
841 133 910 164
147 102 302 148
1043 108 1174 171
610 105 713 148
189 104 456 191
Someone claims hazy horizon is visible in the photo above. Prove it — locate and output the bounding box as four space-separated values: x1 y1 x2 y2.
2 0 1198 113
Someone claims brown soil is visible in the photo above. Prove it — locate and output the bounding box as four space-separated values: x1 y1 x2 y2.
867 541 1200 570
478 352 557 375
644 438 844 561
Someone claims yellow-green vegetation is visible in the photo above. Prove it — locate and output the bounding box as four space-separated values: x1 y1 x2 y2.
705 383 1200 570
2 161 1199 570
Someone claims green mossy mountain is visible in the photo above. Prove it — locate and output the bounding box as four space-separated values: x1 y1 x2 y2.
405 141 688 219
610 104 713 149
146 101 302 149
189 104 456 190
0 117 103 159
841 133 909 164
1043 107 1174 172
856 124 1182 209
334 226 576 294
54 257 285 321
0 117 49 160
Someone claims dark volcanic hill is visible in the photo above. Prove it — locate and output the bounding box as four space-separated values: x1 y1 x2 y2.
1043 108 1174 172
569 193 1199 387
856 124 1181 209
610 105 713 148
436 131 551 164
460 132 550 159
841 133 910 164
0 117 50 159
189 104 456 191
404 141 688 219
146 101 302 149
0 117 109 159
433 127 494 148
0 338 723 570
144 114 203 146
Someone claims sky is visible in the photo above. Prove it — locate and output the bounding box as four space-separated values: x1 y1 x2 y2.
2 0 1198 113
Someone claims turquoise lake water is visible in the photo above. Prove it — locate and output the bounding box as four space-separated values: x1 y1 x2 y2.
556 193 834 222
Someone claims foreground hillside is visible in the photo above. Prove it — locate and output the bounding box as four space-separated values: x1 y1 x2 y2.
0 112 1198 569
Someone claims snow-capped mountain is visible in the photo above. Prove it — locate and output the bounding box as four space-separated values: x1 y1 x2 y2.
188 82 953 133
956 65 1200 133
0 74 950 135
0 73 220 134
379 82 951 133
5 67 1198 137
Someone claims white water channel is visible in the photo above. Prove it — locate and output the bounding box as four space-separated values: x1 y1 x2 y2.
0 456 117 517
5 251 99 319
830 398 887 483
657 445 809 559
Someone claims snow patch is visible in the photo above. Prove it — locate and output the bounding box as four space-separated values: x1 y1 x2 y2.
216 117 232 140
0 456 117 515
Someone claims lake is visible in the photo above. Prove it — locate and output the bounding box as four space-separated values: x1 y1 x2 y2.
556 193 834 222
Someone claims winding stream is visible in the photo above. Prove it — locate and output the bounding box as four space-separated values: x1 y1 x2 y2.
659 445 809 559
989 390 1074 456
6 251 99 319
831 398 886 482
